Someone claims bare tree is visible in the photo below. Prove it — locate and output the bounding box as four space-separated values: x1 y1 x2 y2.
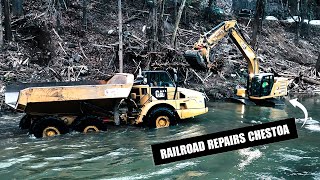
4 0 12 41
56 1 62 33
316 52 320 77
151 0 157 50
12 0 23 16
251 0 265 48
118 0 123 73
158 0 166 43
82 0 87 28
206 0 215 19
171 0 186 48
174 0 177 20
295 0 301 42
0 0 3 49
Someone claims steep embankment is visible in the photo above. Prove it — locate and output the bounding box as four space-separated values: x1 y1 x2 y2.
0 1 319 110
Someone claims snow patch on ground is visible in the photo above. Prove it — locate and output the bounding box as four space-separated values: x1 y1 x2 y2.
310 20 320 26
305 124 320 132
266 16 278 21
282 17 320 26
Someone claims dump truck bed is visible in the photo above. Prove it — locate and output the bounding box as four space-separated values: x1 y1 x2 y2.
5 73 134 115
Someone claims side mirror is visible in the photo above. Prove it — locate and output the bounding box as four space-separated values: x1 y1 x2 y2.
143 77 147 84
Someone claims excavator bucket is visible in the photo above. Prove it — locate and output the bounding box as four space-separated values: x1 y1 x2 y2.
183 50 207 70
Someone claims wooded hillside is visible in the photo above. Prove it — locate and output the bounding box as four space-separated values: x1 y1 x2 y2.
0 0 320 109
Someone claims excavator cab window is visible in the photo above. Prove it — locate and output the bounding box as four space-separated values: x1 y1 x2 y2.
249 76 261 97
250 74 274 97
260 75 274 96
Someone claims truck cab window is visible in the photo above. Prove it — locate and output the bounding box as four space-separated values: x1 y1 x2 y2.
147 72 175 87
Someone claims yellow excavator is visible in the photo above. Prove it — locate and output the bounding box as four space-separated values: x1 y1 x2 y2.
184 20 288 105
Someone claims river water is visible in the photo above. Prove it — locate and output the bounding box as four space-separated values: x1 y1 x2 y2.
0 96 319 179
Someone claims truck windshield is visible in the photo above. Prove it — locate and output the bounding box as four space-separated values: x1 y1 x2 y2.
147 72 175 87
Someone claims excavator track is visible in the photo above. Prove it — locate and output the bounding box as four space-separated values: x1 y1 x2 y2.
183 50 207 70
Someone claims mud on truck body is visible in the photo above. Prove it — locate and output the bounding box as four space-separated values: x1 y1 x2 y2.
5 71 208 138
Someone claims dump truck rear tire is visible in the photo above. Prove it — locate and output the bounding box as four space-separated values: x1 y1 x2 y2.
19 114 31 130
32 117 69 138
147 107 176 128
72 116 106 133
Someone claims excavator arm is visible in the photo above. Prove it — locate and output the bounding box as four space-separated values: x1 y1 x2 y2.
184 20 259 76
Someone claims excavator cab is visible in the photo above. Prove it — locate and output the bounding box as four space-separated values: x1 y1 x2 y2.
249 73 274 97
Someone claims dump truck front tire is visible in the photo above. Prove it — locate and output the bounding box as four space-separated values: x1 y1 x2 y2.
147 107 177 128
32 117 69 138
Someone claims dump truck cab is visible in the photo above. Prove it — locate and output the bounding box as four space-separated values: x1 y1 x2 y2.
130 70 208 128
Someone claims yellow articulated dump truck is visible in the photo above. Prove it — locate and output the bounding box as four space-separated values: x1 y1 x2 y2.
5 70 208 138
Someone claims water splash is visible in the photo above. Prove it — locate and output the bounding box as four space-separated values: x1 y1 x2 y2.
238 148 262 170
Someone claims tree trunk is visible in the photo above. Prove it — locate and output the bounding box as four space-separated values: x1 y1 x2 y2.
4 0 12 41
174 0 177 21
56 1 62 33
299 0 309 38
280 0 284 18
316 52 320 77
306 0 311 37
12 0 23 16
295 21 300 42
151 0 157 50
251 0 264 48
59 0 68 9
158 0 166 43
171 0 186 48
64 0 70 8
118 0 123 73
295 0 301 42
82 0 87 28
206 0 215 19
302 76 320 85
208 0 215 6
280 0 283 10
0 0 3 49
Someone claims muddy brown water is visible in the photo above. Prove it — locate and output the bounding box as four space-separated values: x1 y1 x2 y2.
0 96 319 179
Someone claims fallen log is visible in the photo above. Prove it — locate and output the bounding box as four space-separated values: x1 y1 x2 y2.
301 77 320 85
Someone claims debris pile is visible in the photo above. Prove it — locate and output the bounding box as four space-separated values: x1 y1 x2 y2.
1 0 320 110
